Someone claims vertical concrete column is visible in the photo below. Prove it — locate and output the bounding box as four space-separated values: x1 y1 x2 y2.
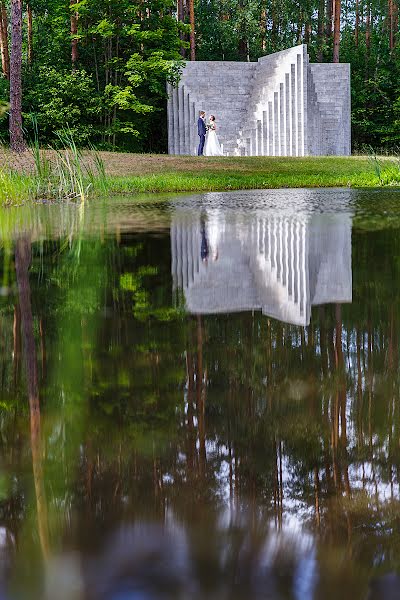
167 83 174 155
173 86 179 155
273 92 279 155
268 101 273 155
257 120 262 155
249 130 256 156
246 137 251 156
279 82 285 156
302 46 308 156
291 63 297 156
285 73 290 156
262 110 268 156
179 85 186 155
296 53 303 156
190 101 196 156
184 89 190 155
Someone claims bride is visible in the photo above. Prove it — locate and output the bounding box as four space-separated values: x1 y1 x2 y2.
204 115 223 156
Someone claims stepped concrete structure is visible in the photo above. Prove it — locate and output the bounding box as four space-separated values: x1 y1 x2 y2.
170 191 352 326
167 45 351 157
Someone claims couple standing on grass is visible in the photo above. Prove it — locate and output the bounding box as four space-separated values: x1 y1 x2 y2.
197 111 223 157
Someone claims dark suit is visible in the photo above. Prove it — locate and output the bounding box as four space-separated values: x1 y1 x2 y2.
197 117 206 156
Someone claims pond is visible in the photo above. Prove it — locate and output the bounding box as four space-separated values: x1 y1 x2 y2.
1 187 400 599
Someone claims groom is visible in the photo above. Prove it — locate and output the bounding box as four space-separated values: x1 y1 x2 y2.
197 110 206 156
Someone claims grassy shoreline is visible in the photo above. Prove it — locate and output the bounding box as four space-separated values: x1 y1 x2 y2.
1 152 400 203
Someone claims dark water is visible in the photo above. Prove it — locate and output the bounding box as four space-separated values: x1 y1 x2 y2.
1 188 400 599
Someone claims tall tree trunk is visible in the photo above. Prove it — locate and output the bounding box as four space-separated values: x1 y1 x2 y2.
394 0 399 48
272 1 278 49
238 37 247 60
189 0 195 60
177 0 185 57
27 4 33 64
0 2 9 79
10 0 25 152
326 0 334 43
297 10 303 44
70 0 78 67
317 0 325 60
389 0 397 50
304 21 312 44
261 9 267 52
177 0 184 21
355 0 359 46
15 237 50 559
333 0 341 62
366 2 371 54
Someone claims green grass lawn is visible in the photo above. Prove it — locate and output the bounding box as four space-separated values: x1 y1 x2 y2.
98 153 400 192
0 151 399 203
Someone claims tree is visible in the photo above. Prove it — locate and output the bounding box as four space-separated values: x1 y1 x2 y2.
333 0 341 62
27 4 33 64
189 0 195 60
10 0 25 152
0 1 9 79
70 0 78 67
0 0 398 152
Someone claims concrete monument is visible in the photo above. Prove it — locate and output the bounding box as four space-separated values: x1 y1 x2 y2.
167 44 351 157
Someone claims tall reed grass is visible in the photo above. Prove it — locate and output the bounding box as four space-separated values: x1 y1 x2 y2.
0 125 108 205
33 127 109 202
367 148 400 186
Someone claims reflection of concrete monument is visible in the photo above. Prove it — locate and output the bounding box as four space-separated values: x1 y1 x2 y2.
167 45 350 157
171 193 352 326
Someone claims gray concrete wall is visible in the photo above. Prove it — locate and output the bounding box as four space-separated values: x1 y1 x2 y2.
307 63 351 155
167 44 351 157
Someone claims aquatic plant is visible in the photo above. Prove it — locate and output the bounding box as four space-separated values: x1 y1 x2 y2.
367 147 400 186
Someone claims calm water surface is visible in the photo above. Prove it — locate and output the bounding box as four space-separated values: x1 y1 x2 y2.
1 188 400 599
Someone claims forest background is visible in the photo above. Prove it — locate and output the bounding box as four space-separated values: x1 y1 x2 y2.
0 0 399 154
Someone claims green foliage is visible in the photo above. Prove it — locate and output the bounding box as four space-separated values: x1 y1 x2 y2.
0 0 184 151
24 67 101 146
0 0 399 151
194 0 400 151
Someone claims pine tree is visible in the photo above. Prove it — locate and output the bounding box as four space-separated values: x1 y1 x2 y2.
10 0 25 152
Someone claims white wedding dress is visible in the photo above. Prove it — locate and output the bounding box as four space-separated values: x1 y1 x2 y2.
204 129 223 156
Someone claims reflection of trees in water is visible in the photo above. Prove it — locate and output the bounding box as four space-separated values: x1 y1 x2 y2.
0 229 399 595
15 237 50 560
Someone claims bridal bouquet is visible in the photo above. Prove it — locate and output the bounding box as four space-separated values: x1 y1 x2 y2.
207 122 216 131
